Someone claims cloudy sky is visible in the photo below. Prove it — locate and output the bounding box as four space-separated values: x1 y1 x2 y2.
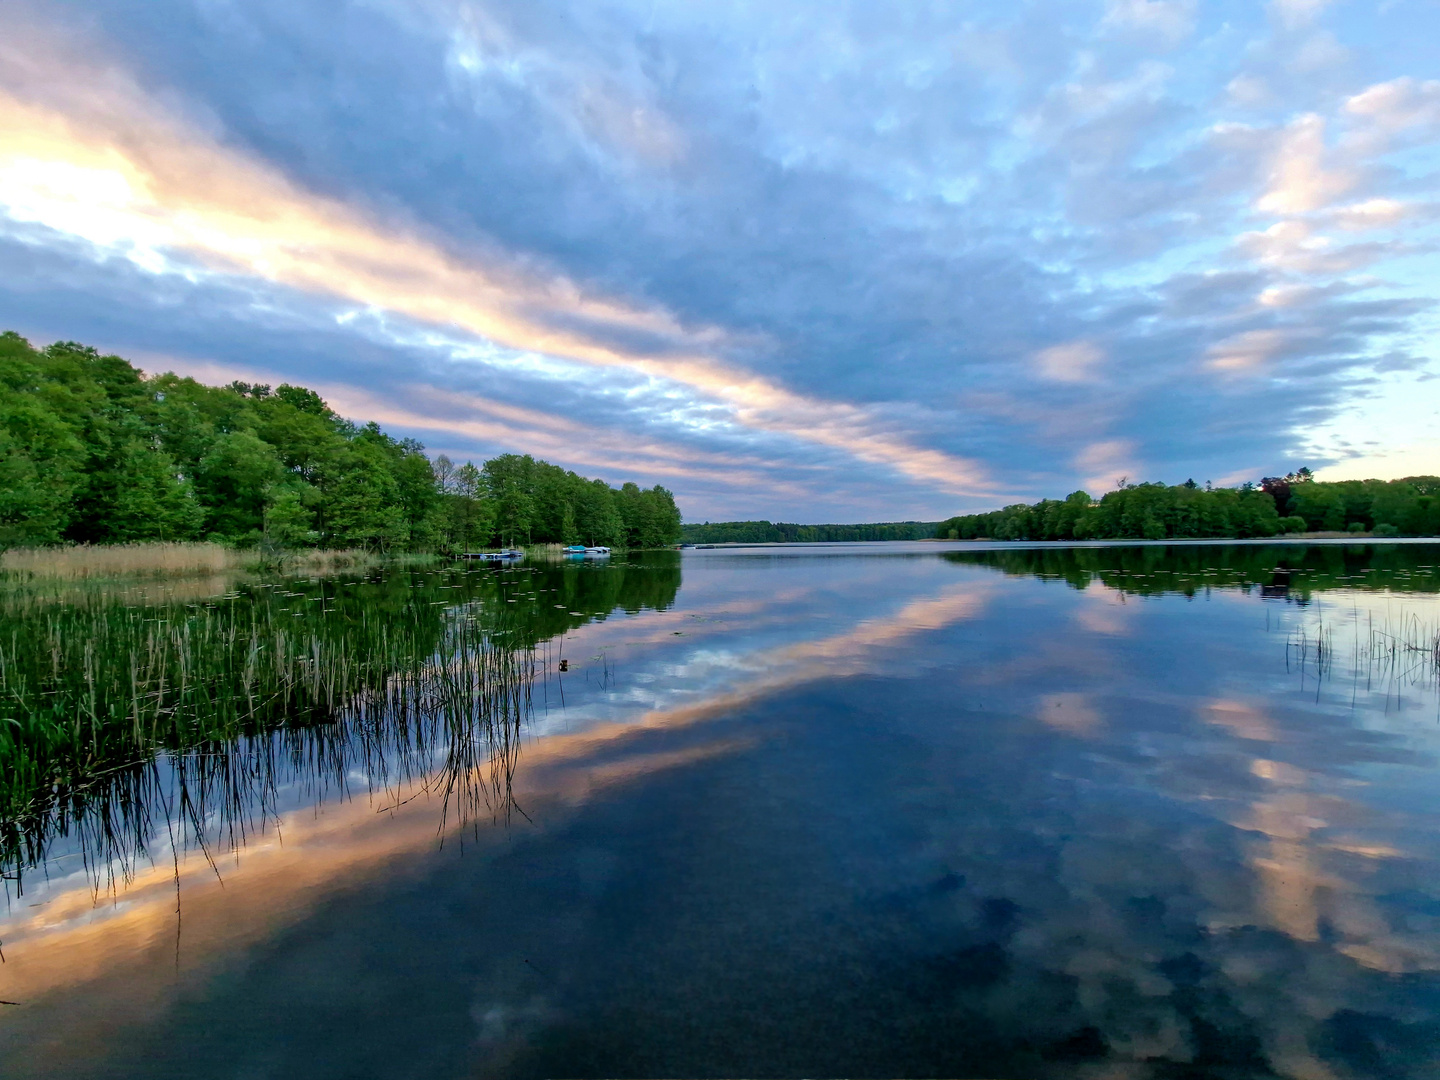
0 0 1436 522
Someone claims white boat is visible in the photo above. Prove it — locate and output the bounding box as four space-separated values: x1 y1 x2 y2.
583 546 611 557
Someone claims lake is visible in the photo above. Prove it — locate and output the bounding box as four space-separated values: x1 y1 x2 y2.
3 541 1440 1078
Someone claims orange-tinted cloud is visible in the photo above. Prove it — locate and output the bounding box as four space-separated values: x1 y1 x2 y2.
0 25 991 497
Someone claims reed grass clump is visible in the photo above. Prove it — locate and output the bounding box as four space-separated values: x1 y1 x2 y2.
1363 613 1440 688
251 548 385 575
0 543 384 585
1 542 247 581
0 574 537 891
0 556 681 893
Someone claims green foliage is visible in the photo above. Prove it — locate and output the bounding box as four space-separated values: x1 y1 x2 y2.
263 486 318 548
469 453 680 549
0 332 683 552
109 441 205 542
681 520 941 543
0 334 101 546
617 480 683 549
196 430 285 540
939 474 1440 541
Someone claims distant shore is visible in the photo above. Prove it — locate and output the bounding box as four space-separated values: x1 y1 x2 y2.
683 535 1440 549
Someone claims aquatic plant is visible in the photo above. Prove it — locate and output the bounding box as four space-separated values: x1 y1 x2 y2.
0 555 681 894
1361 612 1440 700
0 581 415 887
0 542 381 585
1 542 247 581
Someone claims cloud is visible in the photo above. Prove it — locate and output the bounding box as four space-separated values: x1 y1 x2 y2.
1206 329 1296 373
1235 220 1391 275
1033 340 1105 383
1255 114 1356 214
1074 439 1142 492
1101 0 1197 46
1322 197 1412 231
1225 74 1272 108
1315 436 1440 482
1269 0 1332 30
444 9 688 170
0 23 994 500
0 0 1435 516
1345 77 1440 134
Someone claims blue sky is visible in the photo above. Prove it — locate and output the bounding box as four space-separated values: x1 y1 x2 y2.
0 0 1436 521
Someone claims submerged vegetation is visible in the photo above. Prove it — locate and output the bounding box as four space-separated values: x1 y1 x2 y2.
939 471 1440 541
0 331 682 552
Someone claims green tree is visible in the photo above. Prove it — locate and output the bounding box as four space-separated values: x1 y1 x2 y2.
263 486 318 548
484 454 537 546
441 462 495 552
108 441 204 542
0 330 688 552
196 431 285 540
392 446 443 548
0 335 87 545
1291 484 1345 531
322 443 406 549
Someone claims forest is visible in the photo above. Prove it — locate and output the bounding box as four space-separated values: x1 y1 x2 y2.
680 520 940 543
937 471 1440 542
0 332 682 551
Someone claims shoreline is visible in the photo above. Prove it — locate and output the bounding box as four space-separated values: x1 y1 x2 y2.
684 536 1440 550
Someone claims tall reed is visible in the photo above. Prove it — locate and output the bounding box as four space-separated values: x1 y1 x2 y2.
0 555 681 893
1 542 247 580
0 577 510 890
0 543 382 588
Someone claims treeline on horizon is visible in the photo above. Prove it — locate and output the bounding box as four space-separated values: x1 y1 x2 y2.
681 520 941 544
938 470 1440 542
0 332 682 552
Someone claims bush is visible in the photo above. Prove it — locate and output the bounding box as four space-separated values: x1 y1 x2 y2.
1346 521 1365 534
1373 522 1401 538
1278 516 1307 534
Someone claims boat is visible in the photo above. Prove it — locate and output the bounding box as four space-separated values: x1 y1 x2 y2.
584 546 611 557
462 549 525 563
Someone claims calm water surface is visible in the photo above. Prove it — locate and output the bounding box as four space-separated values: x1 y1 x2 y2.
4 542 1440 1079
